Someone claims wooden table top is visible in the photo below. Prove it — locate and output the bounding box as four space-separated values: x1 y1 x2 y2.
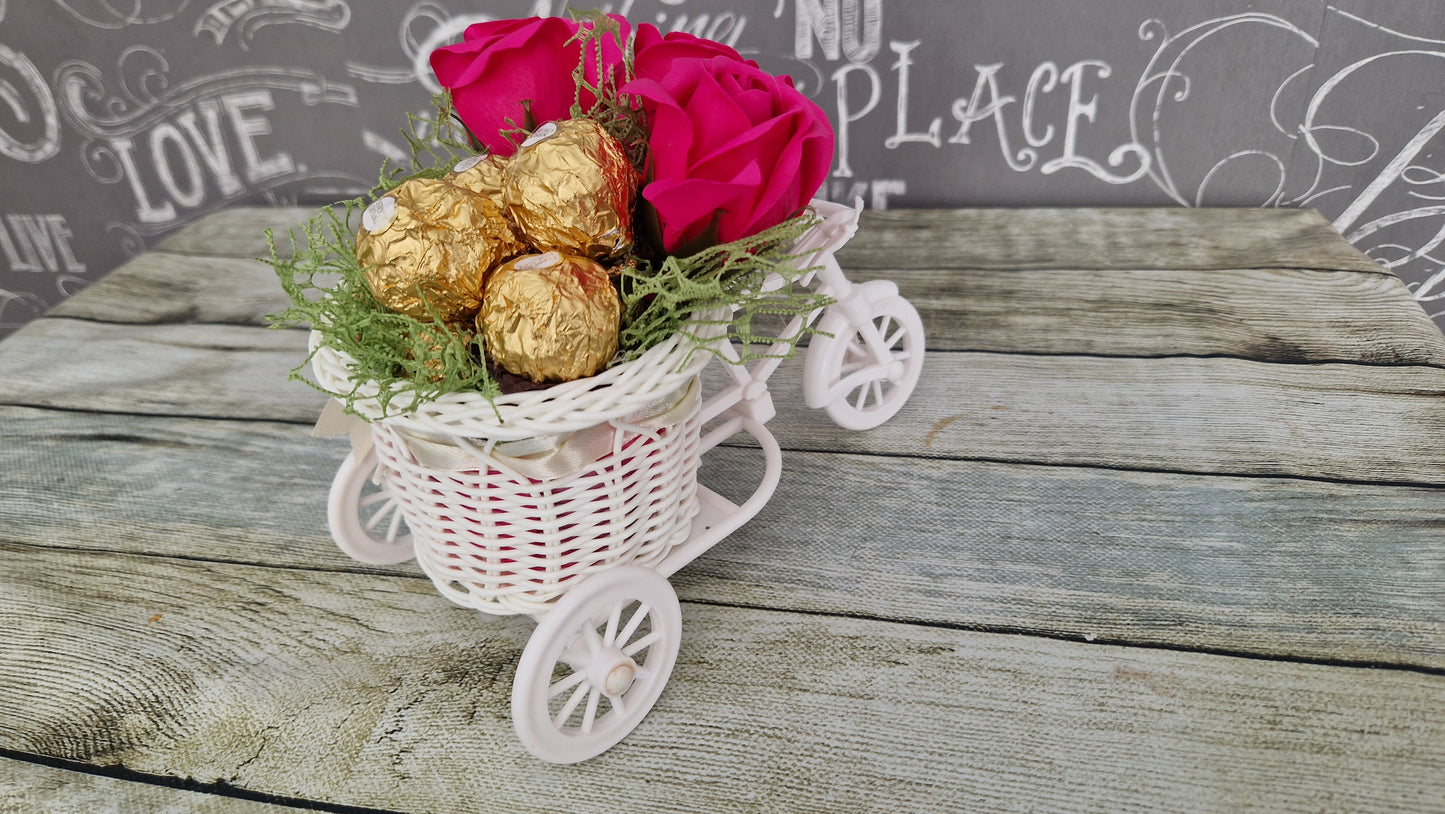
1 207 1441 813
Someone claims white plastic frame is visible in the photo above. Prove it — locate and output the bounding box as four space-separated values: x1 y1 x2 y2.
322 198 925 764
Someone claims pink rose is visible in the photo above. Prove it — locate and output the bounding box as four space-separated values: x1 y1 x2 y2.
631 25 750 70
430 16 630 156
622 54 834 253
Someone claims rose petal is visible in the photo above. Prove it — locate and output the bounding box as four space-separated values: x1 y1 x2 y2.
682 71 753 163
633 27 748 82
430 16 606 155
644 161 763 248
628 48 835 251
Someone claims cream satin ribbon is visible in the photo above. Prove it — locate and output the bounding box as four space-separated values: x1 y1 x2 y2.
313 378 700 482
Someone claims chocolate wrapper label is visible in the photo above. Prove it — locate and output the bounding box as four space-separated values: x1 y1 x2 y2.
521 121 558 147
362 197 396 233
453 155 486 172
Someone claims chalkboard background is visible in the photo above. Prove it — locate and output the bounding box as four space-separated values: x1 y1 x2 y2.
3 1 1444 336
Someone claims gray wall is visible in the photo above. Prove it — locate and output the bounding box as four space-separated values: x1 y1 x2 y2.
3 1 1444 336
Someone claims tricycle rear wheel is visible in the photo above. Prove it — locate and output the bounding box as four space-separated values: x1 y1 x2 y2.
327 449 415 564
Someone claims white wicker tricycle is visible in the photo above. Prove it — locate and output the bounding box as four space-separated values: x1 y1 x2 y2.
312 199 923 763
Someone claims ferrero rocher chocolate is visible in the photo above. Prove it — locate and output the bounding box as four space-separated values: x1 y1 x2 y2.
355 177 523 322
446 152 508 199
502 119 639 262
479 251 621 383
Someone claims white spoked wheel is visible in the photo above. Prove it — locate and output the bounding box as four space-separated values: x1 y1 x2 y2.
512 565 683 764
326 449 416 565
806 295 925 431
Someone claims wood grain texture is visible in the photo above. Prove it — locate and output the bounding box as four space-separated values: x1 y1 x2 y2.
45 253 296 327
7 205 1443 812
0 759 296 814
2 405 1439 669
836 207 1388 274
4 318 1443 485
155 206 1385 277
1 544 1440 814
759 352 1445 485
74 207 1440 367
0 318 324 420
894 265 1445 363
153 207 318 259
46 243 1445 365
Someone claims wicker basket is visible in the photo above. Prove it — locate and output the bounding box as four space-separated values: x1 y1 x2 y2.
311 322 720 616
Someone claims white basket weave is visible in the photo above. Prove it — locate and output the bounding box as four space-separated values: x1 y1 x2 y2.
311 321 721 616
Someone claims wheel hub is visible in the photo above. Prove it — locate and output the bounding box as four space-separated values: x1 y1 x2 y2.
587 647 637 697
887 359 906 381
605 662 636 696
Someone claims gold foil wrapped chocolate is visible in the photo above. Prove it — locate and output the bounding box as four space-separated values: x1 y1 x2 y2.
446 152 508 199
479 251 620 383
355 177 524 322
502 119 638 262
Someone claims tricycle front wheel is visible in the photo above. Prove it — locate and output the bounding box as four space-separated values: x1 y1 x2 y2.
512 565 682 763
805 294 925 430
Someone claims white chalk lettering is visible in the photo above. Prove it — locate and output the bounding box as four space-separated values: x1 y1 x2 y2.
870 179 906 209
0 43 61 163
831 62 881 178
107 89 297 223
654 11 746 47
151 121 207 209
1022 62 1058 148
883 40 940 149
0 215 86 274
175 99 246 197
1040 61 1149 183
111 136 178 223
796 0 881 63
823 177 905 210
948 63 1036 172
222 90 296 182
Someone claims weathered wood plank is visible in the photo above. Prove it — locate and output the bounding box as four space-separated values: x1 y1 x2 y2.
0 318 325 420
2 545 1440 814
0 758 298 814
894 265 1445 364
4 319 1443 485
46 245 1445 366
837 207 1388 274
83 205 1440 365
3 405 1440 668
153 207 319 259
763 351 1445 485
159 206 1385 279
45 253 296 328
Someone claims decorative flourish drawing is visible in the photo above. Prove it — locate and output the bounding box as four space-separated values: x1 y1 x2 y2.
55 46 357 140
1130 13 1317 207
0 287 45 330
51 0 191 29
1289 10 1445 317
1128 8 1445 317
0 42 62 163
345 1 499 88
195 0 351 49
